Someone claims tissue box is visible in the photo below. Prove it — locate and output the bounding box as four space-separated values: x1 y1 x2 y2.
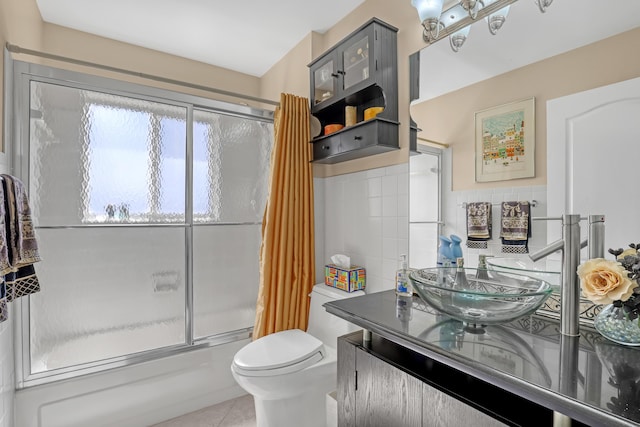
324 264 366 292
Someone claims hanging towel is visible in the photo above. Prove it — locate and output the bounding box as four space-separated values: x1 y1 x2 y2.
500 201 531 254
0 299 6 323
0 181 9 277
466 202 492 249
0 281 6 323
1 175 41 301
0 178 10 322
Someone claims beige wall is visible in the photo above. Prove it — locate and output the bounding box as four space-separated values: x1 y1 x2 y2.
411 27 640 191
260 32 316 105
38 23 261 103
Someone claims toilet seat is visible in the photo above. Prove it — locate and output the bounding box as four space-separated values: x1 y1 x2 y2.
232 329 325 377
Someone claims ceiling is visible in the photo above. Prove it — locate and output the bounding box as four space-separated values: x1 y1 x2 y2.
34 0 640 92
34 0 366 77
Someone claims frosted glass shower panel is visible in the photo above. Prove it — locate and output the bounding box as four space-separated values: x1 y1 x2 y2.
192 224 261 339
192 110 272 223
409 148 442 269
409 222 439 270
29 81 187 225
410 152 440 222
29 226 187 373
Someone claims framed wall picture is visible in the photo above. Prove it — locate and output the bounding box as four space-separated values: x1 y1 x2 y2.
475 98 535 182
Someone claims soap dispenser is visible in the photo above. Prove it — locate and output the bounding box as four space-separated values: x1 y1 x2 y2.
395 254 412 297
450 235 463 262
438 236 453 266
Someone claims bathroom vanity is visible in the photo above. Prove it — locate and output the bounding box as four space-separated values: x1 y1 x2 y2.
325 291 640 427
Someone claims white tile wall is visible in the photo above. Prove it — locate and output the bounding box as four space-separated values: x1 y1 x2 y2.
318 162 548 293
0 309 14 427
409 148 551 271
320 164 409 294
442 185 549 268
408 147 553 272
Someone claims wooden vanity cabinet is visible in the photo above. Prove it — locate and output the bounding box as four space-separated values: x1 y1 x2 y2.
309 18 399 163
337 332 554 427
351 345 423 427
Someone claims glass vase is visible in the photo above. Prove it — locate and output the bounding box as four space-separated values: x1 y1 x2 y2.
594 304 640 346
595 340 640 422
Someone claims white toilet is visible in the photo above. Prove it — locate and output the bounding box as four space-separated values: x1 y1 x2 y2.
231 283 364 427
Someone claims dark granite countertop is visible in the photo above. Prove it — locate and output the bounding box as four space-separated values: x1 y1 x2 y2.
324 290 640 427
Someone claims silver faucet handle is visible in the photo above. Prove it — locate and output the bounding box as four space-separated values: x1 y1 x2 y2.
478 254 493 268
588 214 605 224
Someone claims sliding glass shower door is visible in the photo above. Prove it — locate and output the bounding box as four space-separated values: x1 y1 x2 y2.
191 110 271 339
409 145 443 269
12 61 273 386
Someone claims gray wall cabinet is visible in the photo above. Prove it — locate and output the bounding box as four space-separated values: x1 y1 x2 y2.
308 18 399 163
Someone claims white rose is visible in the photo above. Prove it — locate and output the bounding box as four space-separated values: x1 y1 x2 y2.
577 258 635 305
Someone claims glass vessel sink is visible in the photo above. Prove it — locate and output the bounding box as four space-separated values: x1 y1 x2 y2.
486 257 561 292
409 267 553 328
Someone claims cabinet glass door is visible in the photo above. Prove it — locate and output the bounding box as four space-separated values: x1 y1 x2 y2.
342 35 370 90
313 59 336 105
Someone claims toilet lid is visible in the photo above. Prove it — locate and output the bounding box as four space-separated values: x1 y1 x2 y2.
233 329 325 375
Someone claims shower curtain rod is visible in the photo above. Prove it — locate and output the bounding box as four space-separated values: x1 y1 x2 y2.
5 42 280 107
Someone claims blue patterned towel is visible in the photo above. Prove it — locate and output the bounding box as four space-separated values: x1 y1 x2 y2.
500 201 531 254
466 202 492 249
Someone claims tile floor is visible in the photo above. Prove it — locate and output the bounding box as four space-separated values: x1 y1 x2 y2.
151 394 256 427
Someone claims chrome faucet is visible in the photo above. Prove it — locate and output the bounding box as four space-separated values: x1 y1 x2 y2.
586 215 605 259
529 214 605 336
531 214 605 427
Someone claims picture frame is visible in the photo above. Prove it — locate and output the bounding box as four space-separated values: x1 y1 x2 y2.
475 97 535 183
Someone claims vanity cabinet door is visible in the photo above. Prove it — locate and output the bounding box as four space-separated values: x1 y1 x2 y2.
422 383 508 427
354 348 422 427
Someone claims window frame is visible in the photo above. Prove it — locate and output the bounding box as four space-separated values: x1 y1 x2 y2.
78 95 188 224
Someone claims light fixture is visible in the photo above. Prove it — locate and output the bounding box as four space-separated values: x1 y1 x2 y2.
460 0 481 19
483 0 510 35
442 5 471 52
449 26 471 52
535 0 553 13
412 0 551 52
412 0 445 42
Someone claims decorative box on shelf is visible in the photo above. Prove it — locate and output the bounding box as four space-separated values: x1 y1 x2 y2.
325 264 366 292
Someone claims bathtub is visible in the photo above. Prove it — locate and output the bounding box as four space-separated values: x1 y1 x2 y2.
15 315 251 427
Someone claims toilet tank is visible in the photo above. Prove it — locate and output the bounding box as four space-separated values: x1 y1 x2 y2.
306 284 365 347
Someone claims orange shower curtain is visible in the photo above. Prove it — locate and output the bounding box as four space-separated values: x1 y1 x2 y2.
253 93 315 340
